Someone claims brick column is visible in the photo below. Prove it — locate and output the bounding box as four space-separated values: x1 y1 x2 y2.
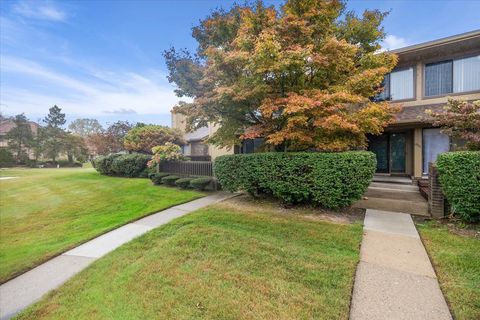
428 163 446 218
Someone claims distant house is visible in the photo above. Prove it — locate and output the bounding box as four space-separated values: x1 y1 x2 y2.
171 112 234 161
172 30 480 179
0 119 40 159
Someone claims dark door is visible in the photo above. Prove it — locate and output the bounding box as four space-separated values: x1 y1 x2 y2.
390 133 406 173
369 134 389 173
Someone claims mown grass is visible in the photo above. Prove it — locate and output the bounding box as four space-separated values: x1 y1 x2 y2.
417 221 480 320
16 202 363 320
0 168 202 283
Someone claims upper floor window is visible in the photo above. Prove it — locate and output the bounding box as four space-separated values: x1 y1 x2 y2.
376 67 414 101
425 55 480 97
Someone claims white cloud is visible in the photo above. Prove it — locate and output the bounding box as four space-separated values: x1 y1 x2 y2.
382 35 410 51
0 55 183 117
13 0 66 22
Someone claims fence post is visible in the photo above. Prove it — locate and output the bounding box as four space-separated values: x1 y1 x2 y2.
428 163 446 218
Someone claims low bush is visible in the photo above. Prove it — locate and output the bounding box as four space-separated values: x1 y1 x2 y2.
0 149 15 167
94 153 151 177
150 172 170 185
162 175 180 186
214 151 376 209
190 177 213 191
437 151 480 222
175 177 193 189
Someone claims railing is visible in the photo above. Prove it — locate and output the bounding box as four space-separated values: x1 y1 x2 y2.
160 161 213 177
187 155 211 162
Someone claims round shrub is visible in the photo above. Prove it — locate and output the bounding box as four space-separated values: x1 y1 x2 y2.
190 177 213 191
175 177 193 189
93 153 151 177
161 175 180 186
437 151 480 222
214 151 376 209
111 154 151 177
150 172 170 185
94 154 122 175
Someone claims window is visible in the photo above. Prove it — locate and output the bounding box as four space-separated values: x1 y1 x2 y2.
390 68 414 100
423 128 450 174
375 68 414 101
425 55 480 97
453 55 480 93
425 61 452 96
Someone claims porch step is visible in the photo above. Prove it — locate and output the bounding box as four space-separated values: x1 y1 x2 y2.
369 182 419 192
365 188 425 202
353 197 429 216
372 175 413 185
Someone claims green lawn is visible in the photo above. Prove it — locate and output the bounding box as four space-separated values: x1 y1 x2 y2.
16 202 363 320
417 221 480 320
0 168 202 283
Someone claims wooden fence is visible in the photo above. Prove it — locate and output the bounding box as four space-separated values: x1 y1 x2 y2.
159 161 213 177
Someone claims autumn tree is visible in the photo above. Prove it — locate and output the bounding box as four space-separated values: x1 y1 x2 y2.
124 125 185 154
5 113 34 162
165 0 399 151
427 99 480 151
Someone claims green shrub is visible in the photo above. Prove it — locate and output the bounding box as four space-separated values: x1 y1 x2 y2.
190 177 213 191
175 177 193 189
0 148 15 167
214 151 376 209
94 154 121 175
150 172 170 185
162 175 180 186
94 153 150 177
437 151 480 222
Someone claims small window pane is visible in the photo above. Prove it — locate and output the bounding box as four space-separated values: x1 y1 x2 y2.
453 55 480 93
390 68 414 100
425 61 453 96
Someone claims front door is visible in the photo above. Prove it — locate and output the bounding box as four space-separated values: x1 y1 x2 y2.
390 133 406 173
369 133 406 174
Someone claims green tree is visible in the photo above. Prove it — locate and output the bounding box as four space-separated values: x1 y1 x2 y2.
165 0 398 151
5 113 34 163
42 105 66 162
124 125 185 154
68 118 104 137
63 133 89 163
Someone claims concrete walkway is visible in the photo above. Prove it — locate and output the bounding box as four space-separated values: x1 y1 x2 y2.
0 193 234 320
350 209 451 320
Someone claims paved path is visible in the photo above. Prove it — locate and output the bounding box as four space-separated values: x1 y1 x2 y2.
350 209 451 320
0 193 234 320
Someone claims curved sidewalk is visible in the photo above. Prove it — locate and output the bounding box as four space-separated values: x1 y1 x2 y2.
0 193 234 320
350 209 452 320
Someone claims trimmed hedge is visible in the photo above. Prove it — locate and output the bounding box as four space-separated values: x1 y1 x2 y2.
175 177 193 189
437 151 480 222
150 172 170 185
162 175 180 186
94 153 151 177
214 151 376 208
190 177 213 191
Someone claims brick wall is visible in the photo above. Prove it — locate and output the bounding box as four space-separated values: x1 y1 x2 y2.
428 163 447 218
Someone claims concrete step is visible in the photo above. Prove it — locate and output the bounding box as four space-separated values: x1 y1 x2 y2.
365 188 426 202
369 182 419 192
353 197 429 216
372 175 413 185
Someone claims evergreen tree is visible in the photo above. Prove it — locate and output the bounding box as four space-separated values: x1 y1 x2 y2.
5 113 34 163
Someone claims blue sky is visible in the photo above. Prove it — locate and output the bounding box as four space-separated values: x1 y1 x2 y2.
1 0 479 127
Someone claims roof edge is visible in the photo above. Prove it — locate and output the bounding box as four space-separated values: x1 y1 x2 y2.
389 29 480 54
